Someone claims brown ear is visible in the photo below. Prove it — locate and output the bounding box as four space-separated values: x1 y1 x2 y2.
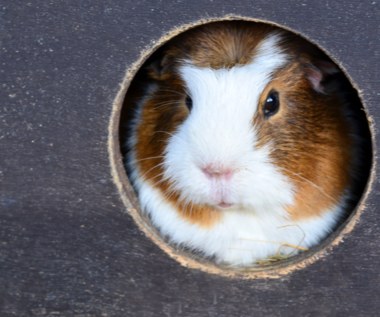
146 53 173 81
304 60 340 94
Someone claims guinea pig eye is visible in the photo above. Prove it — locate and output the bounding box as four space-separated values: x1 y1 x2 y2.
263 91 280 118
185 95 193 111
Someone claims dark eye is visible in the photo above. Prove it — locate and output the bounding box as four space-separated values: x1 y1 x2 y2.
263 91 280 118
185 95 193 111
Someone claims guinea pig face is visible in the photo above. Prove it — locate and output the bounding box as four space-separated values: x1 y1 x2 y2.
125 21 366 266
163 34 295 215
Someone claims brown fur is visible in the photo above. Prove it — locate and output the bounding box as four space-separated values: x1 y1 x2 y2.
254 62 351 220
152 22 278 73
135 88 221 226
130 21 352 226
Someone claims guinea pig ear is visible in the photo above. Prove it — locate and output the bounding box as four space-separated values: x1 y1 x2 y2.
146 53 173 81
304 60 340 94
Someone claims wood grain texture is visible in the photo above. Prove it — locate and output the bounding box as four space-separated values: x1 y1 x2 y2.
0 0 379 316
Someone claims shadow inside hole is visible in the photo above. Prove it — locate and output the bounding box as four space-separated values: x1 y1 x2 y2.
117 20 373 271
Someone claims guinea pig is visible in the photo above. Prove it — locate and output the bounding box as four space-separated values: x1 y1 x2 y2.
124 21 365 266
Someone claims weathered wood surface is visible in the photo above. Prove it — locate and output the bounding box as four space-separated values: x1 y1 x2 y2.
1 1 379 316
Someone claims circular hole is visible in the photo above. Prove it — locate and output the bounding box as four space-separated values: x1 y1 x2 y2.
112 18 373 277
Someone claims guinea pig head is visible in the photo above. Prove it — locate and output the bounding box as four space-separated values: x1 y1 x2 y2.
133 24 352 226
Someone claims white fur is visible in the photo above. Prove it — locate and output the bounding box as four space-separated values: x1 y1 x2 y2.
127 34 344 266
164 34 291 212
132 175 343 266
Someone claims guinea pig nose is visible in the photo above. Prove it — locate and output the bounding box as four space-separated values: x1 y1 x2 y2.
201 164 234 180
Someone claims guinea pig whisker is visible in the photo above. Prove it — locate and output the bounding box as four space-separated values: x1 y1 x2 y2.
153 130 176 138
146 170 168 184
187 201 197 217
131 155 166 163
162 190 186 212
147 177 180 203
180 199 192 216
189 202 195 217
152 100 180 111
156 89 186 97
167 191 196 215
153 130 186 143
138 162 166 181
279 166 336 202
149 175 169 189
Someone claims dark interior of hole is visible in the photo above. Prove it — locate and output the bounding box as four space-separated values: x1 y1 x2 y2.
331 73 372 223
118 20 373 267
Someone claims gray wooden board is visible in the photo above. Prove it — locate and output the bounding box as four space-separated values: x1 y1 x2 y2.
1 1 379 316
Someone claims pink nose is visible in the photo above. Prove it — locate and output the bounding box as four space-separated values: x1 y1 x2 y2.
201 164 234 180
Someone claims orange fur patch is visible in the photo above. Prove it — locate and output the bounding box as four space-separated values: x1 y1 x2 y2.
134 84 221 227
157 21 277 70
254 63 351 220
